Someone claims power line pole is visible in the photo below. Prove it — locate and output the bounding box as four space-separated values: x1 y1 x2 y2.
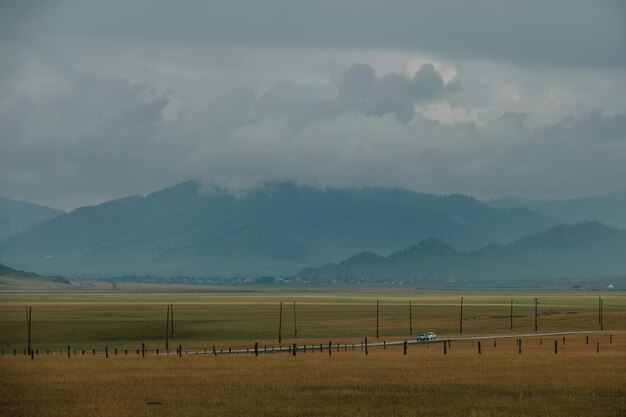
376 300 380 339
459 297 464 334
170 304 174 339
534 298 538 332
278 301 283 343
293 301 298 339
165 304 170 350
409 300 413 335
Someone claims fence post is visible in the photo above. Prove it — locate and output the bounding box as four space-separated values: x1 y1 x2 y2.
518 339 522 354
67 346 70 359
478 341 481 355
443 341 447 354
610 334 613 344
364 337 368 355
142 343 145 357
403 341 407 355
554 340 558 354
105 346 108 358
179 345 182 357
596 342 599 354
254 343 259 357
328 341 332 356
213 346 217 357
292 343 297 356
586 335 589 345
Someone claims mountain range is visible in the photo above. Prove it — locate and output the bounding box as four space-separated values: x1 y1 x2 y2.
0 181 559 277
489 196 626 229
298 222 626 281
0 182 624 280
0 197 64 239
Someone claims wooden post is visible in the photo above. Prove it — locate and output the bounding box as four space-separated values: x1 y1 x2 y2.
292 343 296 356
320 344 323 353
554 340 558 354
403 340 407 355
586 335 589 345
278 301 283 343
213 346 217 357
510 299 513 330
409 300 413 335
610 334 612 344
383 341 386 350
478 341 481 355
178 345 182 357
518 339 522 354
254 342 258 357
562 337 565 345
364 337 368 355
596 342 599 353
141 343 145 357
493 339 496 348
376 300 380 339
328 341 332 356
443 341 447 354
165 304 170 350
459 297 464 334
293 301 297 339
105 346 108 358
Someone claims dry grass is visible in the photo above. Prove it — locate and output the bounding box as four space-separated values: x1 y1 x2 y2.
1 334 625 417
1 289 624 416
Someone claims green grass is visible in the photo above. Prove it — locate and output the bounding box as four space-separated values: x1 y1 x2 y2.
1 287 623 351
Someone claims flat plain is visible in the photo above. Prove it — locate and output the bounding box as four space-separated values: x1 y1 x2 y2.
1 286 625 416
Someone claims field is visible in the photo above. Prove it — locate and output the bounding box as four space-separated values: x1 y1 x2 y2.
1 286 625 416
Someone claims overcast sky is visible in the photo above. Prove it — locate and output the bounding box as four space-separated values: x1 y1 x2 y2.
1 0 625 210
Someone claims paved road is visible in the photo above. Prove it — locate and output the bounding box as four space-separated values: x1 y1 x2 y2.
166 330 611 356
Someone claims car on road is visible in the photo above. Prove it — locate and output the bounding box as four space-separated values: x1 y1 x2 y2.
416 331 437 342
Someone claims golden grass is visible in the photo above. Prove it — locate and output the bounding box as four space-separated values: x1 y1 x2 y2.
1 334 625 417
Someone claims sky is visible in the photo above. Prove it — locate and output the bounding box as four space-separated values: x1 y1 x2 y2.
1 0 625 211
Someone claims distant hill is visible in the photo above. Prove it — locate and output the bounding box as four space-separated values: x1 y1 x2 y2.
298 222 626 281
0 197 64 239
0 182 558 277
0 261 71 291
489 196 626 229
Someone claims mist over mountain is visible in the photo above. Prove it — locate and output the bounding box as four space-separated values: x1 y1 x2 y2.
0 197 64 239
0 182 558 277
298 222 626 281
489 196 626 229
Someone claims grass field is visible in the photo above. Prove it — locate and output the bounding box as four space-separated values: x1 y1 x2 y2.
1 286 625 416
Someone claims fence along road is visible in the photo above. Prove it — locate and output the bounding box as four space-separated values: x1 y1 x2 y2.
155 330 611 356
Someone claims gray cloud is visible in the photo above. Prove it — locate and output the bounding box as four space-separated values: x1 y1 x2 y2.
338 63 446 121
2 0 625 69
2 48 626 210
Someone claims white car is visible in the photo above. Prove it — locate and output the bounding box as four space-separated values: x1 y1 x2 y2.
416 331 437 342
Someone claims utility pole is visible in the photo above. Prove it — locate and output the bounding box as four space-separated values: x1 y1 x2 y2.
26 306 32 355
278 301 283 343
170 304 174 339
534 298 538 332
293 301 298 339
600 297 604 331
376 299 380 339
409 300 413 335
165 304 170 350
459 297 464 334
